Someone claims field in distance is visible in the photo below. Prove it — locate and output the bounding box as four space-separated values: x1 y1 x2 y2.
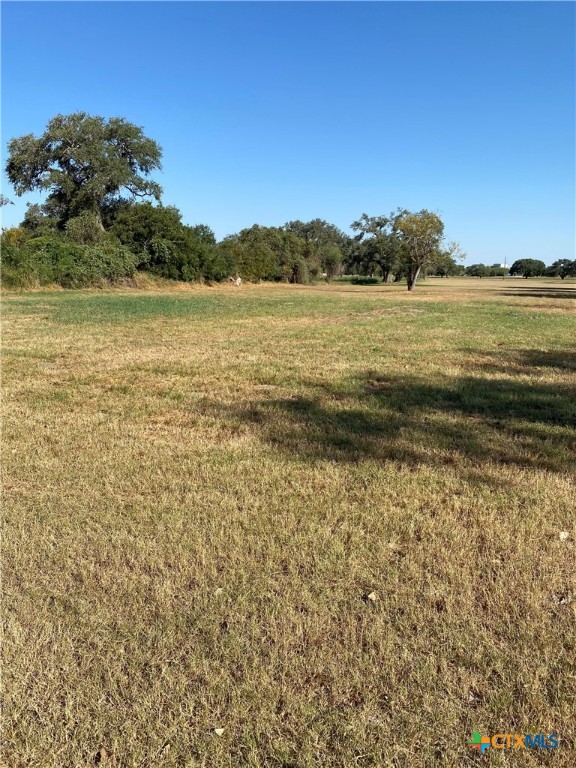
3 277 575 767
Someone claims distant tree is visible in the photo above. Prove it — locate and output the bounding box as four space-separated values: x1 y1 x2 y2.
5 112 162 228
342 238 372 277
432 242 466 276
220 225 309 283
220 230 276 282
394 210 445 291
350 213 403 283
111 202 226 281
284 219 350 279
546 259 576 279
489 264 508 277
323 244 342 280
432 254 459 277
509 259 546 278
465 264 490 277
284 219 349 251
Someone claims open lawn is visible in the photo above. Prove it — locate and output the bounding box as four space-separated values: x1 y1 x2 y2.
2 277 575 767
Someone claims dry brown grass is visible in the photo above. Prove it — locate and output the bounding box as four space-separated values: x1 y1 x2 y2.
2 277 575 767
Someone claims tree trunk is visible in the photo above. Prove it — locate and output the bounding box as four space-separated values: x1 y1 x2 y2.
407 266 421 291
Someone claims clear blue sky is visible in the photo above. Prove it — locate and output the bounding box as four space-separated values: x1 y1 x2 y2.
2 1 574 265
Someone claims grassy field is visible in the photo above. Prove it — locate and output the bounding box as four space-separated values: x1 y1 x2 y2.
2 277 575 767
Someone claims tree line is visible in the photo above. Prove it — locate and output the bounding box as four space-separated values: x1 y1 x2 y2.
464 259 576 279
2 113 569 290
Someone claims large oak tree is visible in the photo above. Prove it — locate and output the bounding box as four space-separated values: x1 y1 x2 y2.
509 258 546 278
6 113 162 228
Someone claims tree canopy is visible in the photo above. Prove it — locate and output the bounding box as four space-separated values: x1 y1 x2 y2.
465 263 490 278
284 219 349 280
342 210 464 288
546 259 576 279
509 259 546 278
350 213 404 284
394 210 446 291
110 202 230 282
6 113 162 227
220 225 310 283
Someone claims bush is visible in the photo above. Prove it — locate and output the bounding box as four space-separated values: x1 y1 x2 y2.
202 246 236 283
109 203 231 283
351 276 380 285
1 263 40 289
146 233 226 283
2 235 63 286
65 212 105 245
80 242 138 284
1 234 137 288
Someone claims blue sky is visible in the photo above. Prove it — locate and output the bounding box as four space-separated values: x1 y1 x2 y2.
1 1 574 265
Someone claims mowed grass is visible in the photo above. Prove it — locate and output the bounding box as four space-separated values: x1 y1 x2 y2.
2 277 575 767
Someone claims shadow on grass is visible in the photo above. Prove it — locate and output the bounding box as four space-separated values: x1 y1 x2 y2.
471 348 576 373
499 286 576 300
211 350 575 477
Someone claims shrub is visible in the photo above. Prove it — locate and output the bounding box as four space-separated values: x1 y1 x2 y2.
65 212 105 245
146 233 225 283
351 276 380 285
1 234 137 288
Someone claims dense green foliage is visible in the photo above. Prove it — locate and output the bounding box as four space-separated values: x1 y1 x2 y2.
2 114 350 288
110 202 231 282
509 258 547 278
1 228 137 288
350 213 404 283
465 264 491 278
464 263 511 277
6 113 162 226
284 219 349 280
546 259 576 279
488 264 509 277
221 225 314 283
3 113 570 290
